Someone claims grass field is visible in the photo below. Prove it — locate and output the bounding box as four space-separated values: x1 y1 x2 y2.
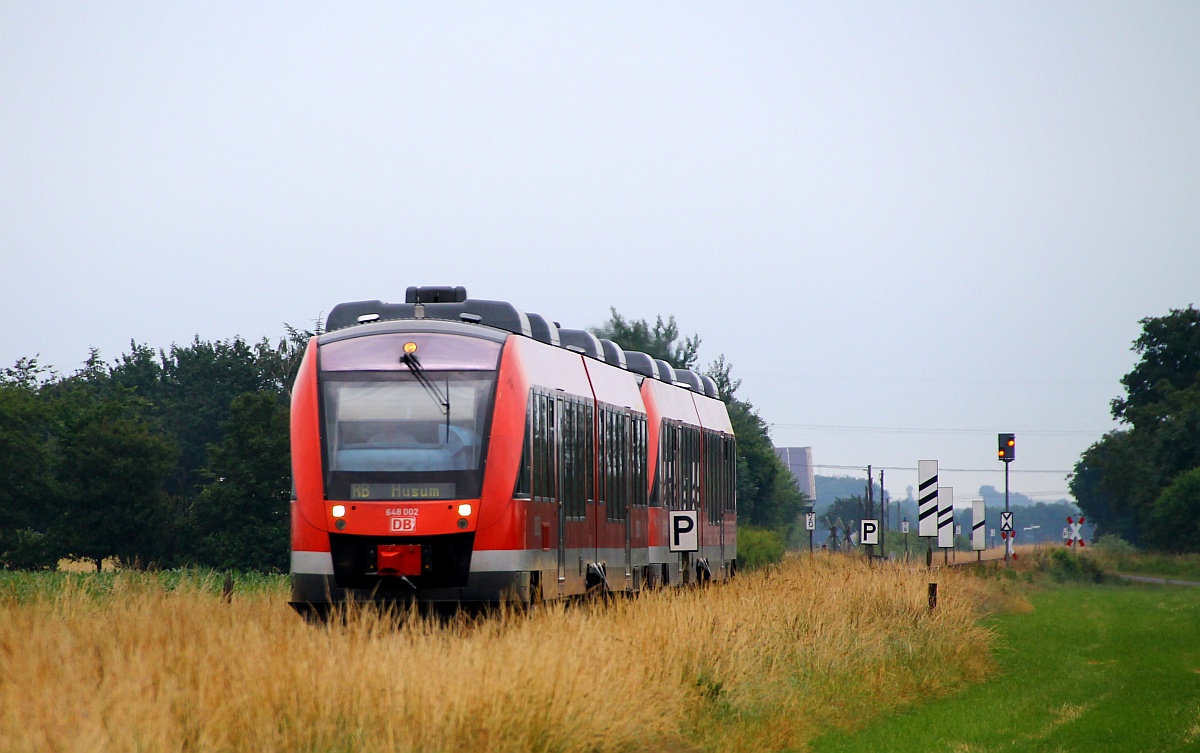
808 581 1200 753
0 556 1001 753
1086 548 1200 582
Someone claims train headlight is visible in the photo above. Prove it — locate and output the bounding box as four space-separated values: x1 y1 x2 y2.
332 504 346 518
457 503 472 517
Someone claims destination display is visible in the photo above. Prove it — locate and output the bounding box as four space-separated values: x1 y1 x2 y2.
349 483 456 500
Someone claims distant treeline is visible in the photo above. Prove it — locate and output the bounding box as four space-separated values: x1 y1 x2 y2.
0 331 310 571
815 486 1082 546
814 477 1071 515
1 310 811 572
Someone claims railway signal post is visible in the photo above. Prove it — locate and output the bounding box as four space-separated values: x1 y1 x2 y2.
998 433 1015 565
1000 511 1016 562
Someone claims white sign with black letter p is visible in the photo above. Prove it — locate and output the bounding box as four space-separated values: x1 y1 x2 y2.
668 510 699 552
860 519 879 546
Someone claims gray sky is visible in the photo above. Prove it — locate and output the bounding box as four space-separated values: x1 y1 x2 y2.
3 2 1198 504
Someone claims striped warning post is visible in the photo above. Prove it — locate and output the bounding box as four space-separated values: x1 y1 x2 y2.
918 460 938 537
971 498 985 551
937 486 954 548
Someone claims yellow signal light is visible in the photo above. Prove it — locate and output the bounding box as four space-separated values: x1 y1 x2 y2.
403 341 418 354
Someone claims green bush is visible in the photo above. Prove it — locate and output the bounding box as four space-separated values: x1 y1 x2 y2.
0 528 58 571
1094 534 1137 555
737 526 785 571
1032 547 1104 583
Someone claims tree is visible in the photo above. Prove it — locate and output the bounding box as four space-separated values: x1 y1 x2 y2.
725 398 807 530
53 397 177 570
825 495 866 528
591 308 700 369
593 310 807 537
1072 306 1200 549
1143 467 1200 552
190 391 291 571
1111 306 1200 427
0 359 59 569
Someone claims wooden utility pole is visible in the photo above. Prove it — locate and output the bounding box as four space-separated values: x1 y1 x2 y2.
865 465 873 559
879 468 886 557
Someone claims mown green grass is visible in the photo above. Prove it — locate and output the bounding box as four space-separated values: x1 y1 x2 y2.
807 583 1200 753
0 567 287 602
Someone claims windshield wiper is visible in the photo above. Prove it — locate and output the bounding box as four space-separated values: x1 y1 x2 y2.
400 352 451 439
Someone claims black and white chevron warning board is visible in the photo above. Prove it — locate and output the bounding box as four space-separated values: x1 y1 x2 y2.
918 460 938 537
971 499 986 551
937 486 954 548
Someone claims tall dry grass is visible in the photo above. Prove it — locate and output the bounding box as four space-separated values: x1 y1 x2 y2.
0 555 1001 753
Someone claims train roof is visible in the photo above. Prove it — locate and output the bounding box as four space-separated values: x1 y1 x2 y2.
325 286 720 399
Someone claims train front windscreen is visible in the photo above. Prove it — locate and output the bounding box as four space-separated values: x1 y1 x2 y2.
318 332 502 502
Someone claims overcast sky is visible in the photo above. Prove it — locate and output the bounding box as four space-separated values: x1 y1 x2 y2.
3 2 1198 504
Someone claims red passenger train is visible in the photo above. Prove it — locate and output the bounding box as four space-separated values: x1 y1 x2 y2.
289 287 736 616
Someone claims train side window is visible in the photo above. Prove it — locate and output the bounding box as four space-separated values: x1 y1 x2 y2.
728 436 737 513
606 411 614 521
584 401 594 508
558 396 569 516
542 393 549 499
633 415 647 508
606 408 624 522
648 416 661 508
514 394 532 499
531 391 543 501
622 412 632 518
657 421 667 510
702 430 720 524
567 400 576 516
542 393 552 501
546 394 558 502
576 401 584 517
558 396 588 521
660 420 682 512
597 407 607 508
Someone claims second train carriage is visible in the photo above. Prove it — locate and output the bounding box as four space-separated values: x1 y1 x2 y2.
289 286 736 615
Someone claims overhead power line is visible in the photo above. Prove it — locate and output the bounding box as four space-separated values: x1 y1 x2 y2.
770 423 1108 437
813 464 1071 474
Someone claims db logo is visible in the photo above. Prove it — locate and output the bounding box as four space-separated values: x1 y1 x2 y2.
390 517 417 533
